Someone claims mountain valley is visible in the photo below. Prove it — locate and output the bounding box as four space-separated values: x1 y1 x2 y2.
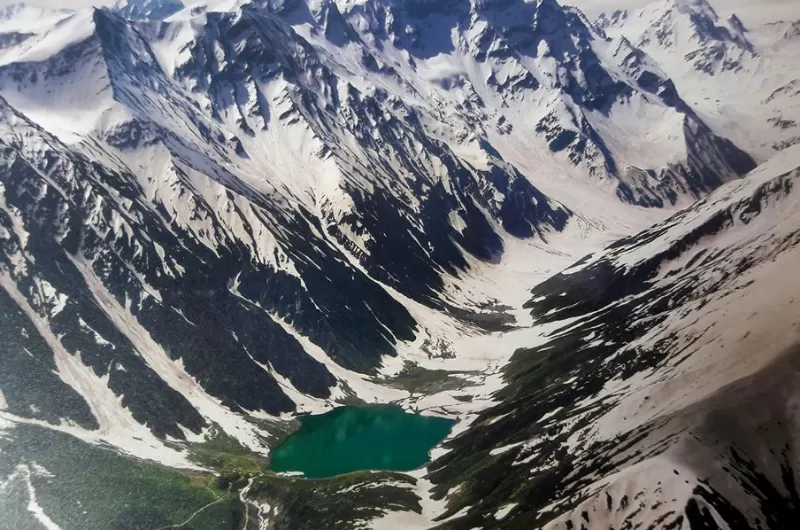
0 0 798 528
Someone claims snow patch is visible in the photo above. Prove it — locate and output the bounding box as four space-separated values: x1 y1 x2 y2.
0 464 63 530
494 502 518 521
68 255 274 456
0 272 198 469
78 317 115 349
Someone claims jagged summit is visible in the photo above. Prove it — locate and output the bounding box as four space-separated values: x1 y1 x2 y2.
114 0 185 19
728 13 747 33
595 0 800 160
595 0 725 29
0 0 798 527
0 0 758 210
667 0 718 15
597 0 754 55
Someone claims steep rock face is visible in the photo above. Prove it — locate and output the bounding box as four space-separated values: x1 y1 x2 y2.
427 144 800 529
0 0 780 471
164 5 570 302
596 0 800 161
596 0 755 75
114 0 185 20
0 1 572 451
315 0 756 206
0 99 326 439
0 1 796 528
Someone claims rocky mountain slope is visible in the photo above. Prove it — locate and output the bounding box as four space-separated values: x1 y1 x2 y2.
426 142 800 530
0 0 797 528
597 0 800 160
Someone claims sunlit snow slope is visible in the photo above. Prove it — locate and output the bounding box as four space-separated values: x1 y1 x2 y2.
427 142 800 529
597 0 800 161
0 1 795 523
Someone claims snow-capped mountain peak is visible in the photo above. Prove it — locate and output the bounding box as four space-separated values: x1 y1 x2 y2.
597 0 754 57
0 3 74 21
114 0 186 19
595 0 800 162
0 0 798 526
667 0 717 16
727 13 747 34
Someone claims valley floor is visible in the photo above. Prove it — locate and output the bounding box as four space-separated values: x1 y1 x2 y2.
5 146 800 529
0 0 798 525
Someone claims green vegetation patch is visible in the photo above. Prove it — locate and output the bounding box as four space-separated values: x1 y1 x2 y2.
247 471 421 530
0 424 244 530
187 425 270 477
377 361 475 395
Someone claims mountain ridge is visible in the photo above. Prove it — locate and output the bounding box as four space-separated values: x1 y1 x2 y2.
0 0 780 467
0 0 798 528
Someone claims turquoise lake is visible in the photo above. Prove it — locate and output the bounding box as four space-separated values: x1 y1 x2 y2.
269 405 455 478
